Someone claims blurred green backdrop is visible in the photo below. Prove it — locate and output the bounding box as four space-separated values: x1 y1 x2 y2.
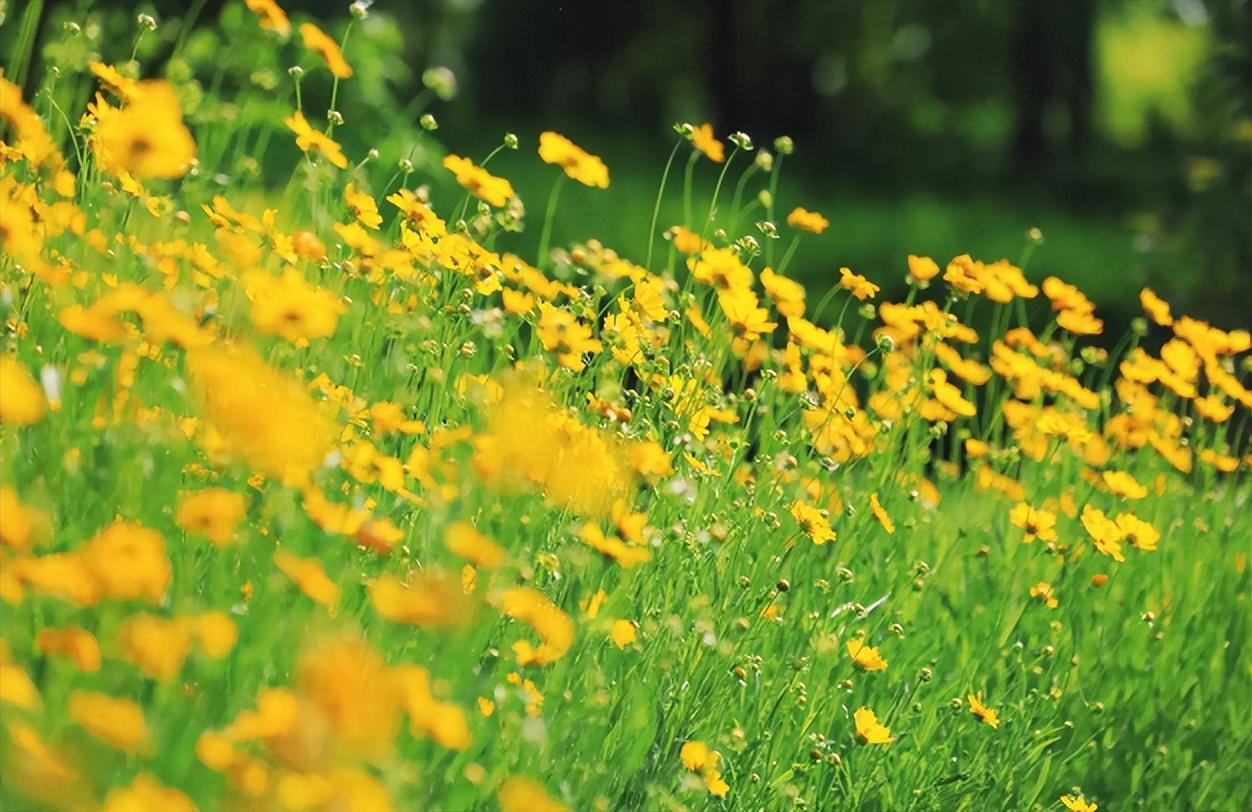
8 0 1250 335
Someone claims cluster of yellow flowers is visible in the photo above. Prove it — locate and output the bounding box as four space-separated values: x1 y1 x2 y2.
1 2 1248 810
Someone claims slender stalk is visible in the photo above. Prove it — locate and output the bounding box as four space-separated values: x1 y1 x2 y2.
645 139 683 271
536 175 565 268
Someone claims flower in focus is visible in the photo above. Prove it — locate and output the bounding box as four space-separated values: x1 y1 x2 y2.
538 131 609 188
1010 502 1058 543
853 707 893 745
285 111 349 169
847 638 888 672
443 154 515 207
786 206 829 234
790 500 836 545
967 692 1000 728
1061 794 1099 812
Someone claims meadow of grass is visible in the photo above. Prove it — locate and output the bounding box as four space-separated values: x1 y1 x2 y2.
1 4 1251 812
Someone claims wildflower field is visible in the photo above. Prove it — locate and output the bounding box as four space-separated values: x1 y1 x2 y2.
2 3 1250 811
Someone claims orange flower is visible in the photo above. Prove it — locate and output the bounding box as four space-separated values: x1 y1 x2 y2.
300 22 353 78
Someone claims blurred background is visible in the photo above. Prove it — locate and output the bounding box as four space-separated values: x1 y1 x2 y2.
11 0 1251 334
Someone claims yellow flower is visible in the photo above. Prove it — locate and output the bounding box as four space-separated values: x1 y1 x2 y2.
680 740 711 771
244 267 346 344
118 614 193 681
284 111 349 169
176 488 247 546
0 356 47 426
93 80 195 180
967 691 1000 728
847 638 888 671
1010 502 1058 543
928 369 977 417
68 691 153 754
611 619 638 649
245 0 291 36
0 653 40 710
187 343 334 486
790 500 836 544
80 520 171 604
1061 794 1098 812
1140 288 1173 326
443 154 515 207
344 181 382 228
300 22 353 78
1029 581 1059 609
839 267 879 300
498 777 568 812
394 665 472 750
370 573 465 626
690 123 725 162
274 550 341 611
786 206 829 234
853 707 894 744
445 522 506 569
869 492 895 534
102 774 197 812
497 586 574 666
907 254 940 282
538 131 609 188
537 302 602 371
1115 511 1159 551
579 523 651 568
1081 505 1126 563
36 627 102 672
679 740 730 797
1102 469 1147 500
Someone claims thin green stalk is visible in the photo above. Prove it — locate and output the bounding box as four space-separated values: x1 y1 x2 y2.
645 139 683 271
536 174 565 268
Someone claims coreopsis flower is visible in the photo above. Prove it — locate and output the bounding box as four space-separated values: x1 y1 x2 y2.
0 356 47 425
79 521 171 604
907 254 940 282
1102 469 1147 500
1140 288 1173 326
93 81 195 180
296 637 402 759
244 267 346 344
690 246 753 294
944 254 985 295
536 302 602 371
102 774 196 812
869 492 895 534
669 225 709 254
274 550 341 611
1115 512 1159 551
1061 794 1098 812
760 267 806 317
690 123 725 162
611 619 638 649
394 665 472 749
853 707 893 745
176 488 247 546
445 522 506 569
967 692 1000 728
344 182 382 228
300 22 353 78
679 740 730 797
928 369 977 417
0 648 40 709
2 77 70 172
719 289 777 346
498 777 568 812
68 691 153 754
786 206 829 234
839 267 879 300
1010 502 1058 543
1081 505 1126 562
88 61 141 103
443 154 515 206
578 522 651 568
538 131 609 188
118 614 193 680
284 111 349 169
1057 308 1104 336
497 586 574 666
36 627 102 672
245 0 291 36
187 343 334 485
790 500 836 544
370 572 465 626
847 638 888 671
1029 581 1059 608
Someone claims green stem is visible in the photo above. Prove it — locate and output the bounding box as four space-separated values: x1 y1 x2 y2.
537 175 565 268
701 146 739 240
645 139 683 271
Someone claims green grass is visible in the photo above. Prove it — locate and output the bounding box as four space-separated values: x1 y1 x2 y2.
2 5 1250 812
